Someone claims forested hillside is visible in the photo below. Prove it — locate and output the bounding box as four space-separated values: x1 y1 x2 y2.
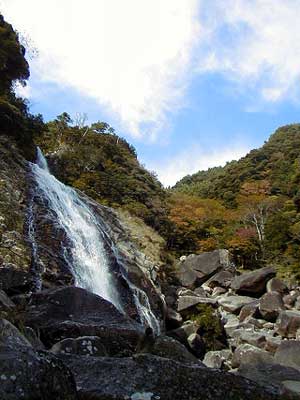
171 125 300 279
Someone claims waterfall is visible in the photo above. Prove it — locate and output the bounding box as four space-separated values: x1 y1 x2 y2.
31 148 121 310
30 148 161 334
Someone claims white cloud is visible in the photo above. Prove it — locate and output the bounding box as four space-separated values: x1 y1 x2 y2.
198 0 300 103
0 0 200 139
148 144 250 187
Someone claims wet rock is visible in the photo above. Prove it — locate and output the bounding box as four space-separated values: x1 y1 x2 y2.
267 279 288 295
217 295 256 314
259 292 285 322
58 353 280 400
0 289 15 311
187 333 206 359
276 310 300 338
231 267 276 296
203 349 232 370
176 250 230 288
232 344 274 368
25 286 143 355
165 307 183 330
275 340 300 371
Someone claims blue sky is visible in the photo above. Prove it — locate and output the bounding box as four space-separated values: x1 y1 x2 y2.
2 0 300 185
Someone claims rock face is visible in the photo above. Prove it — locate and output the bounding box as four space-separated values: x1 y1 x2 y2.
25 286 143 354
0 137 33 295
58 353 279 400
0 319 77 400
176 250 231 288
231 267 276 296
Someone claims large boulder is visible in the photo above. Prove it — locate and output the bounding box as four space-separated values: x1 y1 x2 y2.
177 295 216 313
0 289 15 312
238 362 300 398
232 344 274 368
205 270 234 289
51 336 108 357
276 310 300 338
217 295 256 314
259 292 285 322
267 279 288 295
58 353 280 399
203 349 232 370
176 250 230 288
231 267 276 296
25 286 143 354
0 319 77 400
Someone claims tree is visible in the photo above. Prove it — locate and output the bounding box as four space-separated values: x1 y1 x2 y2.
0 14 29 95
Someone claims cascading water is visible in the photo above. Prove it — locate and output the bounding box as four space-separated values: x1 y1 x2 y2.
30 148 161 334
31 147 121 310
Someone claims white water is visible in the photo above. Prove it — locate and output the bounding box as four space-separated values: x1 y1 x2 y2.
31 148 121 310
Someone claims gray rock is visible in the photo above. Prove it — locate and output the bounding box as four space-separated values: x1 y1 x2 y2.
194 286 207 297
232 344 274 368
150 335 200 364
276 310 300 338
0 318 32 348
0 346 77 400
275 340 300 371
25 286 143 355
203 349 232 370
23 326 45 350
239 300 259 322
217 295 256 314
259 292 285 322
165 307 183 330
265 336 282 354
187 333 206 359
177 295 216 313
0 289 15 311
212 287 227 297
176 249 230 288
58 353 280 399
231 267 276 296
237 329 267 349
51 336 108 357
224 314 240 337
267 278 288 295
205 270 234 289
167 321 198 343
238 361 300 398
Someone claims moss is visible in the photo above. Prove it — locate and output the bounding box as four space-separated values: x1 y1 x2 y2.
190 304 226 351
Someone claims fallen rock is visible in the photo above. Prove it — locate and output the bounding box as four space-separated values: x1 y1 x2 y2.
177 295 216 313
276 310 300 338
239 301 260 322
231 267 276 296
0 289 15 311
259 292 285 322
237 329 267 349
267 279 288 295
265 336 282 354
58 353 280 399
25 286 143 354
217 295 256 314
51 336 108 357
165 307 183 330
176 250 230 288
206 270 234 289
167 321 198 343
237 362 300 398
23 326 45 350
187 333 206 359
0 318 32 348
203 349 232 370
149 335 200 364
275 340 300 371
232 344 274 368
